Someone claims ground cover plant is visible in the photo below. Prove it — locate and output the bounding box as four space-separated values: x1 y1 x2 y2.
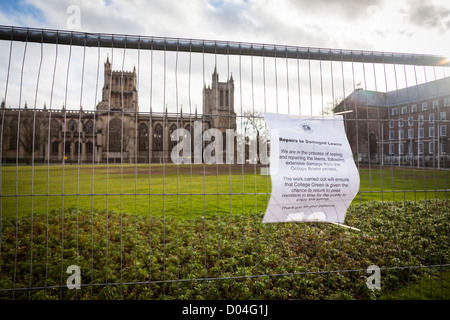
0 164 449 299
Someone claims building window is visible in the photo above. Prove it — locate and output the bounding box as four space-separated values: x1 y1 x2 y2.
389 120 394 128
418 114 424 125
441 143 446 154
51 141 59 156
169 124 178 151
433 100 439 109
398 130 404 140
429 113 435 124
389 130 394 140
401 106 407 114
392 108 398 116
86 141 93 155
51 119 60 138
64 141 71 155
408 116 413 126
108 118 122 152
74 140 80 155
220 90 224 107
429 142 434 154
139 123 149 151
67 119 78 133
418 142 424 154
440 125 447 137
444 98 450 107
429 126 435 137
408 128 414 139
440 112 446 121
419 127 424 138
84 120 94 136
389 143 394 155
398 118 404 127
153 123 163 151
398 143 404 155
422 102 428 111
408 142 413 154
411 104 417 113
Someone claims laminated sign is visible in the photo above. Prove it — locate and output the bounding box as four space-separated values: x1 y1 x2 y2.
263 113 360 226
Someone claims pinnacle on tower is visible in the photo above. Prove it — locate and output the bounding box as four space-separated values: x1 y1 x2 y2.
212 66 219 84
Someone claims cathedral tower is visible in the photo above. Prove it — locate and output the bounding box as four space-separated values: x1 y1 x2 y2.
98 56 138 112
202 67 236 132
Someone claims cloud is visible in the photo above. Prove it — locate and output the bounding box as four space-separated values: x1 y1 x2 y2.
404 0 450 33
283 0 381 21
1 0 449 117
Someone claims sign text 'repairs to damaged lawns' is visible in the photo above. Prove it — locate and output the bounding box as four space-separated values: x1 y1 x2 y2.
263 113 360 224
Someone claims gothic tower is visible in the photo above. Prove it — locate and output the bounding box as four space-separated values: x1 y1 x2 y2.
98 55 138 112
203 67 236 133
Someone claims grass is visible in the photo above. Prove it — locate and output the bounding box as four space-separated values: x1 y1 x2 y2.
1 164 271 219
0 163 449 299
357 166 450 202
380 271 450 300
1 164 450 219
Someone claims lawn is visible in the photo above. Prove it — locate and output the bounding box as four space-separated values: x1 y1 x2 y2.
0 163 449 300
1 163 271 219
1 163 449 219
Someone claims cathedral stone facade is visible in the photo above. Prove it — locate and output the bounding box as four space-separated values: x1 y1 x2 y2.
1 58 236 164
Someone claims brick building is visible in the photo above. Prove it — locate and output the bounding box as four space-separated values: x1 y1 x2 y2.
334 77 450 167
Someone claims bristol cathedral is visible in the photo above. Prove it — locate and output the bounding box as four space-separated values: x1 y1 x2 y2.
1 57 236 164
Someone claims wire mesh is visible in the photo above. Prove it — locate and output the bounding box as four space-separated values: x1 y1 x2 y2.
0 26 449 300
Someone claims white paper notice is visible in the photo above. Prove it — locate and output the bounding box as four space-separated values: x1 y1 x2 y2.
263 113 360 224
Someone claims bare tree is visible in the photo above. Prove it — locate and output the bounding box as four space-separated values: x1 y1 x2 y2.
240 109 268 163
18 115 43 164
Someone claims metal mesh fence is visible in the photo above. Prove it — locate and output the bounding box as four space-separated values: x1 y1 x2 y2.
0 25 449 300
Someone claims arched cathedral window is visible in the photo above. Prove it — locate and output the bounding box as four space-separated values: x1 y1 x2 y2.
67 119 77 133
84 120 94 136
51 141 59 156
109 118 122 152
51 119 60 138
139 123 149 151
169 124 177 151
153 123 163 151
86 141 93 155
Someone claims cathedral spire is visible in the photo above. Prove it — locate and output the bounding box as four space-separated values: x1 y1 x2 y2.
212 66 219 85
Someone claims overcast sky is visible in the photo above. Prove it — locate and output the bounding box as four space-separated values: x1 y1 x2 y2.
1 0 449 115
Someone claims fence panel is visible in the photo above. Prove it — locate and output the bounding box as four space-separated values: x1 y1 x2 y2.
0 26 449 300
